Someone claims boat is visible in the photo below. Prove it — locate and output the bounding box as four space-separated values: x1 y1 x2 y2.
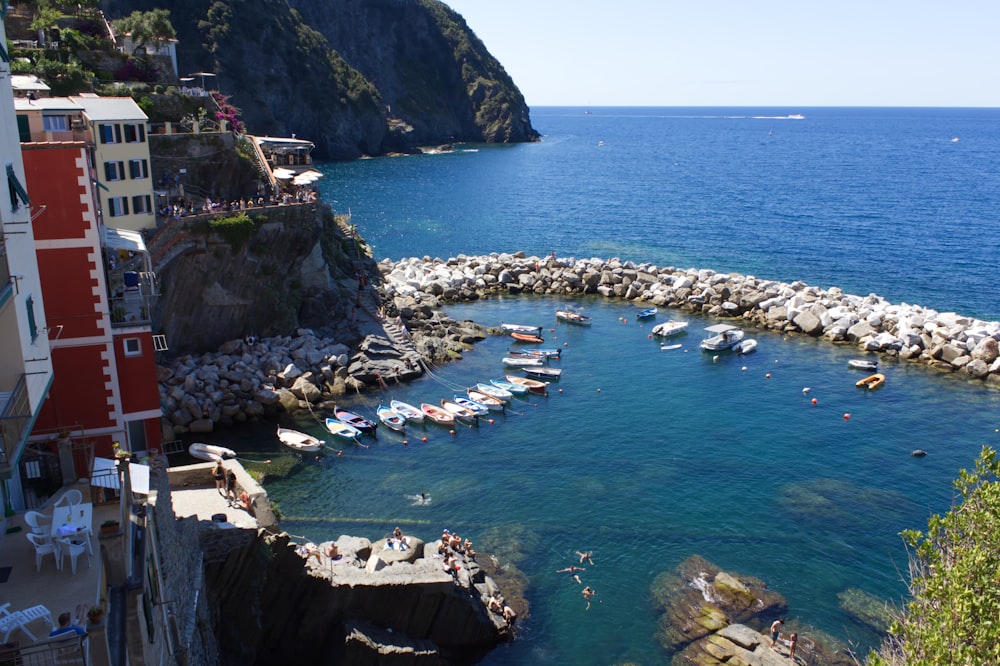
502 356 544 367
660 343 682 351
506 347 562 359
188 442 237 462
389 400 425 423
637 307 657 319
491 378 529 395
651 320 689 337
699 324 745 351
376 404 406 432
505 375 548 394
324 417 361 440
474 382 513 401
511 331 545 343
467 388 506 409
420 403 456 426
556 310 592 325
848 359 879 371
334 407 378 434
501 323 543 334
452 395 491 416
277 426 323 453
735 339 758 355
856 373 886 390
523 366 562 380
440 399 478 421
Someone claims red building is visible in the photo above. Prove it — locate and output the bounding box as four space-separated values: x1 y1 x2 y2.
21 141 161 486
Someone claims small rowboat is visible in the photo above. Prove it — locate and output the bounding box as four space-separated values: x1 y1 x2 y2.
377 404 406 432
421 403 456 426
556 310 592 325
505 375 548 394
848 359 879 371
502 356 544 367
652 320 689 337
660 343 682 351
324 417 361 440
523 366 562 380
508 347 562 359
856 373 886 390
467 388 506 409
334 407 378 434
188 442 236 463
735 339 757 354
441 399 477 421
453 394 491 416
637 307 657 319
511 331 544 343
390 400 425 423
501 323 542 334
277 426 323 453
491 378 529 395
474 382 512 401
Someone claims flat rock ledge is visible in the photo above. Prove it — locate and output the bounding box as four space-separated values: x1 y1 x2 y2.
381 252 1000 386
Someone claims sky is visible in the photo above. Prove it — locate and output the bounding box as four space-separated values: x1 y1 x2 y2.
441 1 1000 108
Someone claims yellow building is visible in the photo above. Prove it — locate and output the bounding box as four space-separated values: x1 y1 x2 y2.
0 16 55 515
70 95 156 232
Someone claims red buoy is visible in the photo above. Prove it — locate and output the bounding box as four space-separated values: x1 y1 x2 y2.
811 398 818 405
843 413 851 421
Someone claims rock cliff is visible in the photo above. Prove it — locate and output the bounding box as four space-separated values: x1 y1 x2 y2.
102 0 538 158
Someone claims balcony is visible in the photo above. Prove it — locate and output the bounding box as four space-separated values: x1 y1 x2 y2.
0 374 31 473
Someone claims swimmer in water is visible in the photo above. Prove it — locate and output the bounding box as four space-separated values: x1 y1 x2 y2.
576 551 595 565
407 492 431 506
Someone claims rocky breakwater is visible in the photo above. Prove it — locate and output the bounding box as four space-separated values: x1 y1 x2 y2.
203 527 517 664
159 318 488 434
380 253 1000 385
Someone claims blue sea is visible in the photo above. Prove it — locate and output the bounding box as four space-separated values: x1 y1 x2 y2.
208 108 1000 664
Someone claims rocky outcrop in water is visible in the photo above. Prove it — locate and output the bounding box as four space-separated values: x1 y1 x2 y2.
653 555 859 665
379 252 1000 386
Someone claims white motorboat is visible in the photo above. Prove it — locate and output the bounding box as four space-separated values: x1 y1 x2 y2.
188 442 237 462
848 359 879 371
389 400 425 423
500 323 542 334
501 356 544 367
699 324 745 351
277 426 323 452
736 339 758 354
651 320 689 337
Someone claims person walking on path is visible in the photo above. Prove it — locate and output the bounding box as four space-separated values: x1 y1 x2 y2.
770 619 784 650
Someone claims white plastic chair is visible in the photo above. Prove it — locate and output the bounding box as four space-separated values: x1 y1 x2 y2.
24 510 51 536
52 488 83 508
55 536 90 574
25 532 60 572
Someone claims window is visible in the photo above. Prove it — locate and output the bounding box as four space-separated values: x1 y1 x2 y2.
107 196 129 217
26 294 38 342
123 123 146 143
128 159 148 180
152 334 169 351
104 161 125 181
124 337 141 356
132 194 152 214
98 124 121 144
43 115 68 132
6 162 30 211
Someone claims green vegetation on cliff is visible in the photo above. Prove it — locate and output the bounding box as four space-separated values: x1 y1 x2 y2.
869 446 1000 665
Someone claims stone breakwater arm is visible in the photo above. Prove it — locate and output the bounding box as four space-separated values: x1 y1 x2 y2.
379 252 1000 385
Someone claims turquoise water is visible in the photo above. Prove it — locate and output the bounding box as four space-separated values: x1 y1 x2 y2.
200 108 1000 663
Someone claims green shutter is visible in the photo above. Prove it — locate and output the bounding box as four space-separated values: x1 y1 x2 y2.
6 163 30 210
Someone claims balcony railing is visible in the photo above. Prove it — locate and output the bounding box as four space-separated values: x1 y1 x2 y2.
0 374 31 468
0 630 87 664
109 293 154 327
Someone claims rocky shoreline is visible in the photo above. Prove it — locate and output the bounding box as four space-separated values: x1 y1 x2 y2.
380 252 1000 385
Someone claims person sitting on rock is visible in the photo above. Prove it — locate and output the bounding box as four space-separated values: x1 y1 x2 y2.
393 526 403 540
487 595 503 615
502 605 517 624
325 543 339 560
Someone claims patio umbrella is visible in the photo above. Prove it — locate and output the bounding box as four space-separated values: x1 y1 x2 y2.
293 172 321 185
273 168 294 180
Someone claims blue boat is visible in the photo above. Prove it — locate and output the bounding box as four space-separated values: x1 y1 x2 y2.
637 307 657 319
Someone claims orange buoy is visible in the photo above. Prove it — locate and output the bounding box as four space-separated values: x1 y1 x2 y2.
403 439 408 445
422 436 428 443
449 429 456 435
488 419 494 424
843 413 851 421
266 459 271 464
558 388 563 393
765 373 771 379
337 450 342 457
811 398 818 405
